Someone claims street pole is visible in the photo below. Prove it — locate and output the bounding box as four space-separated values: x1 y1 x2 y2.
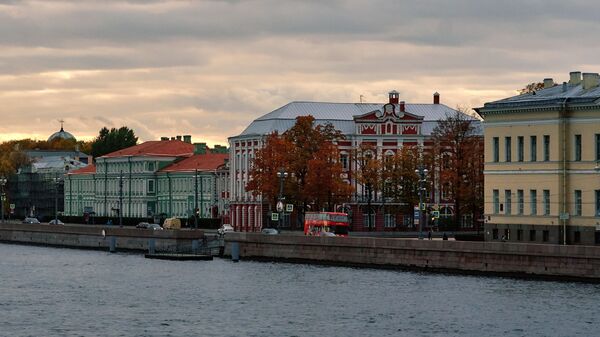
0 176 6 223
415 165 429 240
119 172 124 227
277 168 288 230
54 177 59 224
195 169 199 229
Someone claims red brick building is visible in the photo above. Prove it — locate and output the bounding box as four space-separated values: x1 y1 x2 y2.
228 91 482 232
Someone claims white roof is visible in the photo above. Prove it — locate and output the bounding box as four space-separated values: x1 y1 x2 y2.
236 101 476 138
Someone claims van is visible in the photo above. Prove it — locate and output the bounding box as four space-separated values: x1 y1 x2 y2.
162 217 181 230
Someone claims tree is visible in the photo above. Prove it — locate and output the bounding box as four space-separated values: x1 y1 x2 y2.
353 143 383 230
90 126 138 159
429 108 483 230
304 142 353 211
246 116 352 226
519 82 545 95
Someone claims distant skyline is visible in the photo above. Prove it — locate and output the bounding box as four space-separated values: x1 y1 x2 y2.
1 0 600 146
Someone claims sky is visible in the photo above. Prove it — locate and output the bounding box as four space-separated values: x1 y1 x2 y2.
1 0 600 146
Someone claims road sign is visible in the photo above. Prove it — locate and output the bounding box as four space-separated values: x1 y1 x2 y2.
559 212 570 220
271 213 279 221
420 203 426 211
9 204 15 210
276 201 284 212
413 207 420 225
286 204 294 212
432 210 440 219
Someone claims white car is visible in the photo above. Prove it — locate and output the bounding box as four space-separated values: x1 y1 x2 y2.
261 228 279 235
217 224 234 235
48 219 64 225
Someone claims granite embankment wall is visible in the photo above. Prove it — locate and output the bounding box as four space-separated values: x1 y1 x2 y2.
0 223 205 252
224 233 600 281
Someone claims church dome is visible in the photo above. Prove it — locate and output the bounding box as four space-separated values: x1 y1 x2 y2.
48 122 76 142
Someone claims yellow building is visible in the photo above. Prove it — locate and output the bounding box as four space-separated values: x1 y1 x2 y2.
477 72 600 245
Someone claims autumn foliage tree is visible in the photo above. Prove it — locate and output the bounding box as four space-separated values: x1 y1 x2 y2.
246 116 352 224
429 109 483 229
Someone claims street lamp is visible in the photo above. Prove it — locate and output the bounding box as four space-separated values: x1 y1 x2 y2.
118 171 124 227
194 169 199 229
52 176 63 225
415 165 429 240
0 176 7 223
276 168 288 230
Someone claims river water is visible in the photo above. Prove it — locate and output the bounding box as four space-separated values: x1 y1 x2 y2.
1 243 599 337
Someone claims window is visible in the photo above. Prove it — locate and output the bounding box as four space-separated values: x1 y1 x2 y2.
575 134 582 161
517 189 524 215
543 230 549 242
363 213 376 228
504 229 510 241
493 189 499 214
574 231 581 243
543 135 550 161
517 136 524 162
505 190 512 215
493 137 499 162
575 190 582 216
530 136 537 162
543 190 550 215
147 162 155 172
529 229 536 241
505 137 512 162
340 153 349 171
596 190 600 217
492 228 498 240
384 214 396 228
148 180 155 194
596 134 600 162
517 229 523 241
530 190 537 215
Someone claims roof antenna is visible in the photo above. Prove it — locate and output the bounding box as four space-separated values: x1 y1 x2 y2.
359 95 364 103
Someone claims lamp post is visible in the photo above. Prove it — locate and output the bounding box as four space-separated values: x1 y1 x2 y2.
52 176 63 225
119 171 124 227
415 165 429 240
276 168 288 230
0 176 6 223
194 169 199 229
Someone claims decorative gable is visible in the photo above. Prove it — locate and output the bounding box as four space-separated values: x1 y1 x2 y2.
353 105 424 136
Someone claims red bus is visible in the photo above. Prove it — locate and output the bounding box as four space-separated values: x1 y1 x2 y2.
304 212 350 237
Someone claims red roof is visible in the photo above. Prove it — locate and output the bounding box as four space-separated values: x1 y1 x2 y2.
160 154 228 173
101 140 194 158
69 164 96 175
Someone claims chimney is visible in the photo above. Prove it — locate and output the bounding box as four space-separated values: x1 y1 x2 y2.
562 82 567 93
160 137 169 141
433 92 440 104
543 78 554 89
194 142 207 155
87 155 93 164
582 73 599 90
399 101 406 112
183 135 192 144
176 135 182 141
569 71 582 85
388 90 399 104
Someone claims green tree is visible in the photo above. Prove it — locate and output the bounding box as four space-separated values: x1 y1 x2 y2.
90 127 138 159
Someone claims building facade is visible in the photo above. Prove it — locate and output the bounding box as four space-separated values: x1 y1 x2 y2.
65 139 229 224
229 91 482 232
477 71 600 245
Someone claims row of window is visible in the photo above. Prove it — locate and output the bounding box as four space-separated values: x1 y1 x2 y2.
492 228 551 242
492 134 600 163
492 189 600 217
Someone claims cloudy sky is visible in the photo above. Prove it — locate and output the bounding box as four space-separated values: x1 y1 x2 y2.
1 0 599 146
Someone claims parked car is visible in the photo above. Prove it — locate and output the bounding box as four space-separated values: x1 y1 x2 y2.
48 219 64 225
136 222 151 229
23 217 40 224
217 224 234 235
261 228 279 235
147 224 163 230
